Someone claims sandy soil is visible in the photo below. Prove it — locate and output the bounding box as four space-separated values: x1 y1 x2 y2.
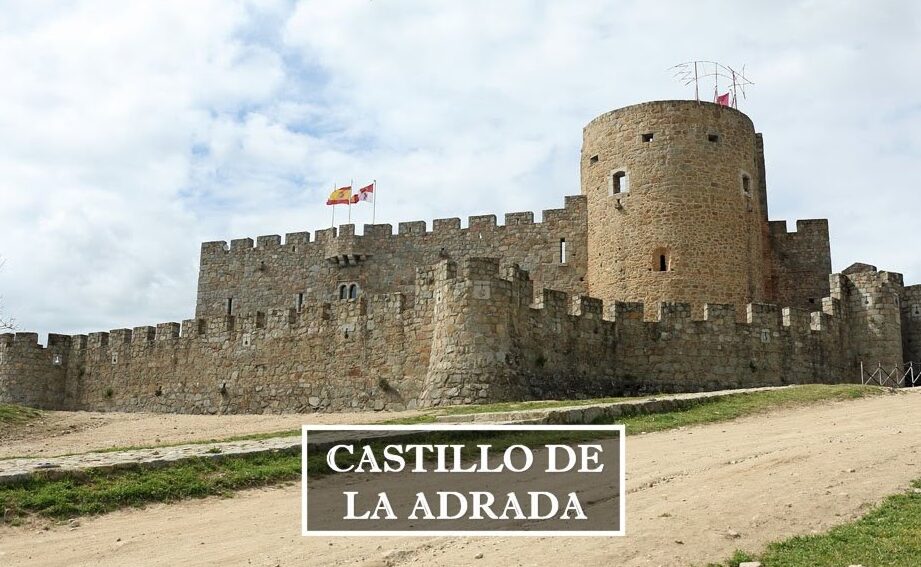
0 408 420 458
1 390 920 567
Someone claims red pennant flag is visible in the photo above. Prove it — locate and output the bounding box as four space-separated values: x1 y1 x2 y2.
715 92 731 107
351 183 374 204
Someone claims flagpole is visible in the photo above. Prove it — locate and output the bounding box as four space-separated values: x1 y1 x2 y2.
348 178 352 224
714 62 718 102
372 179 377 224
693 62 699 102
331 183 335 228
731 68 738 109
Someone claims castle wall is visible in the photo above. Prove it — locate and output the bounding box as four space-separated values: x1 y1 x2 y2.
420 259 860 406
195 196 588 319
831 268 904 372
614 300 848 393
420 259 618 406
0 333 70 409
1 258 910 413
26 271 442 414
768 219 832 309
900 284 921 364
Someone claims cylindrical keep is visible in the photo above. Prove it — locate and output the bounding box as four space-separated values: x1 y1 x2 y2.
581 100 767 317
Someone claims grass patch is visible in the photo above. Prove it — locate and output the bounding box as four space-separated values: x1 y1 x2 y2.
608 384 886 434
434 396 633 416
712 479 921 567
0 450 302 520
0 404 42 425
381 414 437 424
393 384 883 423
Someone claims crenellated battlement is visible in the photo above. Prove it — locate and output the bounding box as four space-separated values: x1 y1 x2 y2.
439 256 851 339
199 196 587 259
768 218 829 236
65 294 416 357
194 196 588 320
2 252 910 412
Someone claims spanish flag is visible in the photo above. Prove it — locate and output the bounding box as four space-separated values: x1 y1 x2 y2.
326 186 352 205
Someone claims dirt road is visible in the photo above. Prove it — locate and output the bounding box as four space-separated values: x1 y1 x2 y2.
0 408 420 458
1 390 919 566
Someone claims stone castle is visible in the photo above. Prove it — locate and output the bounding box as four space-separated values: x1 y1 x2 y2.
2 100 919 413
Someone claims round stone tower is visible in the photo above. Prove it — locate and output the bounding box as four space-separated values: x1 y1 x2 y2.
581 100 768 317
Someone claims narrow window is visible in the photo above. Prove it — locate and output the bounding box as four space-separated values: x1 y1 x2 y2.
589 155 599 164
653 248 671 272
708 133 720 143
559 238 567 264
296 292 304 311
226 297 233 315
338 284 347 300
741 173 751 195
641 133 654 143
611 170 628 195
348 284 358 299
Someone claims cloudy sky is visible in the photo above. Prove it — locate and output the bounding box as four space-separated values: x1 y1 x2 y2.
1 0 919 339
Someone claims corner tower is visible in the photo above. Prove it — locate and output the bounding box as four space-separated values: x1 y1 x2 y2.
581 100 768 316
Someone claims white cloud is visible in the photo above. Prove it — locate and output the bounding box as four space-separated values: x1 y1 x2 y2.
0 0 919 340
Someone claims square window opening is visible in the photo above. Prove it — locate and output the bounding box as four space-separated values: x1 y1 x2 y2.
611 171 629 195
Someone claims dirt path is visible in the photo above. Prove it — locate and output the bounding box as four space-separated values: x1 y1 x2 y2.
1 390 919 566
0 409 420 458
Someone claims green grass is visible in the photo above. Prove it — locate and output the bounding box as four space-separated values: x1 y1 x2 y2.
0 404 42 425
712 479 921 567
0 450 302 520
381 414 438 424
609 384 885 434
434 396 633 415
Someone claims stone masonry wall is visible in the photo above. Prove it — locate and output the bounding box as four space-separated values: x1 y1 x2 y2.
581 101 768 319
768 219 832 310
195 196 587 319
2 270 443 414
420 259 618 406
420 258 873 406
831 267 904 371
0 333 70 409
901 285 921 364
0 258 910 413
614 300 848 394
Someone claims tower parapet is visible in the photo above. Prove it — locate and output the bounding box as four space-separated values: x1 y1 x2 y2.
581 100 768 318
